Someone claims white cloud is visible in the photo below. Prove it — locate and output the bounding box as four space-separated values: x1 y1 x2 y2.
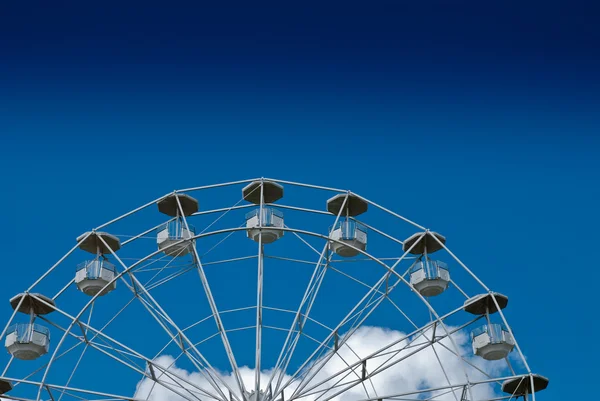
134 326 508 401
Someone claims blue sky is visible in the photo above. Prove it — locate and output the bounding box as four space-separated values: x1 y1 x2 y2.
1 1 599 400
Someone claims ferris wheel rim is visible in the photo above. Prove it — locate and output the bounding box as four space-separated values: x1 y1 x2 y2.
0 178 544 401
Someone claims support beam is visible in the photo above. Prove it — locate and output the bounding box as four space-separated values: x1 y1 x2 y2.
175 195 248 400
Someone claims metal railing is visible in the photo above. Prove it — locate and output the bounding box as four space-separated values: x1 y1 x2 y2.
76 259 116 280
245 208 284 227
410 260 448 279
330 220 367 240
7 323 50 343
471 324 512 344
160 220 196 239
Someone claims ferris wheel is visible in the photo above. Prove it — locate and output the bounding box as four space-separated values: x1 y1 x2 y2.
0 178 548 401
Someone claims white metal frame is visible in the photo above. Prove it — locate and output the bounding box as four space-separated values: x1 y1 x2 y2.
0 178 544 401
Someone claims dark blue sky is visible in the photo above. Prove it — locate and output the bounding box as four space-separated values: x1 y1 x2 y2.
2 1 599 146
0 1 599 400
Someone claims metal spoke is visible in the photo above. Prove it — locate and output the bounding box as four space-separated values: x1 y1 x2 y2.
255 181 265 396
37 298 220 401
99 235 236 401
291 298 478 400
1 179 541 401
279 235 425 399
268 194 350 396
176 194 248 400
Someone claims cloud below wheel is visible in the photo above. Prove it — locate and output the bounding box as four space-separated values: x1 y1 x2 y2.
135 326 508 401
